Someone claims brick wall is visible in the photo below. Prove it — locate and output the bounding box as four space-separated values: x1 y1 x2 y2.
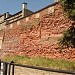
1 3 75 60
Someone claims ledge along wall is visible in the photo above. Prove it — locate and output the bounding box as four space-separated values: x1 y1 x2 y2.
0 2 75 60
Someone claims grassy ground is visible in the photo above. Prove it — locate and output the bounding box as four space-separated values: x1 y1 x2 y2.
3 55 75 71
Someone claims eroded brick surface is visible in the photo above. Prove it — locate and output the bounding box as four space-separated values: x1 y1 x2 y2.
1 3 75 60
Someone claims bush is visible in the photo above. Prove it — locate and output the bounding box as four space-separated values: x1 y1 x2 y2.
59 23 75 48
60 0 75 20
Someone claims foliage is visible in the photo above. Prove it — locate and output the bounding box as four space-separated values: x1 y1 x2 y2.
3 55 75 71
58 0 75 48
60 0 75 20
59 23 75 48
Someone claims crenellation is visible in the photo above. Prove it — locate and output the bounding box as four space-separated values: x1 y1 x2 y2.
26 17 29 22
54 0 60 2
35 13 40 19
10 24 13 28
0 15 5 23
48 6 54 14
17 21 20 25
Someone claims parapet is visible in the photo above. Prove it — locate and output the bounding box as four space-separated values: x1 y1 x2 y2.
0 3 33 27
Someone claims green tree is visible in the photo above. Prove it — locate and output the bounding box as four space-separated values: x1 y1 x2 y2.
59 23 75 48
60 0 75 20
58 0 75 48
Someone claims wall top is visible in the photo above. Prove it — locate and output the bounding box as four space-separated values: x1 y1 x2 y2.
54 0 60 2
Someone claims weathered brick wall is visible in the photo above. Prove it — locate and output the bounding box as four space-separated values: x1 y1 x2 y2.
1 3 75 60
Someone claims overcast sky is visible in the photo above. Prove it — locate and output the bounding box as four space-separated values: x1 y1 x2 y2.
0 0 54 15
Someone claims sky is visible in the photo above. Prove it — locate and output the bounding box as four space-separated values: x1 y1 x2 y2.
0 0 54 15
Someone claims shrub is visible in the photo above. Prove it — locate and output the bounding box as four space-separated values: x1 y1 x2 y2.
59 23 75 48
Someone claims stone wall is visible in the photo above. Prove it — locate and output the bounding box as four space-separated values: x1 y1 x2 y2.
1 2 75 60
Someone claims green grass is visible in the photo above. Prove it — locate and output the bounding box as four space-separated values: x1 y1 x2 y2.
3 55 75 71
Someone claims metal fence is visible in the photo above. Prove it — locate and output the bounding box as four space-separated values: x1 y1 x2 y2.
0 60 75 75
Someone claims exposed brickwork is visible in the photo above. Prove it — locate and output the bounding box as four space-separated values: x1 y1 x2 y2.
1 3 75 60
